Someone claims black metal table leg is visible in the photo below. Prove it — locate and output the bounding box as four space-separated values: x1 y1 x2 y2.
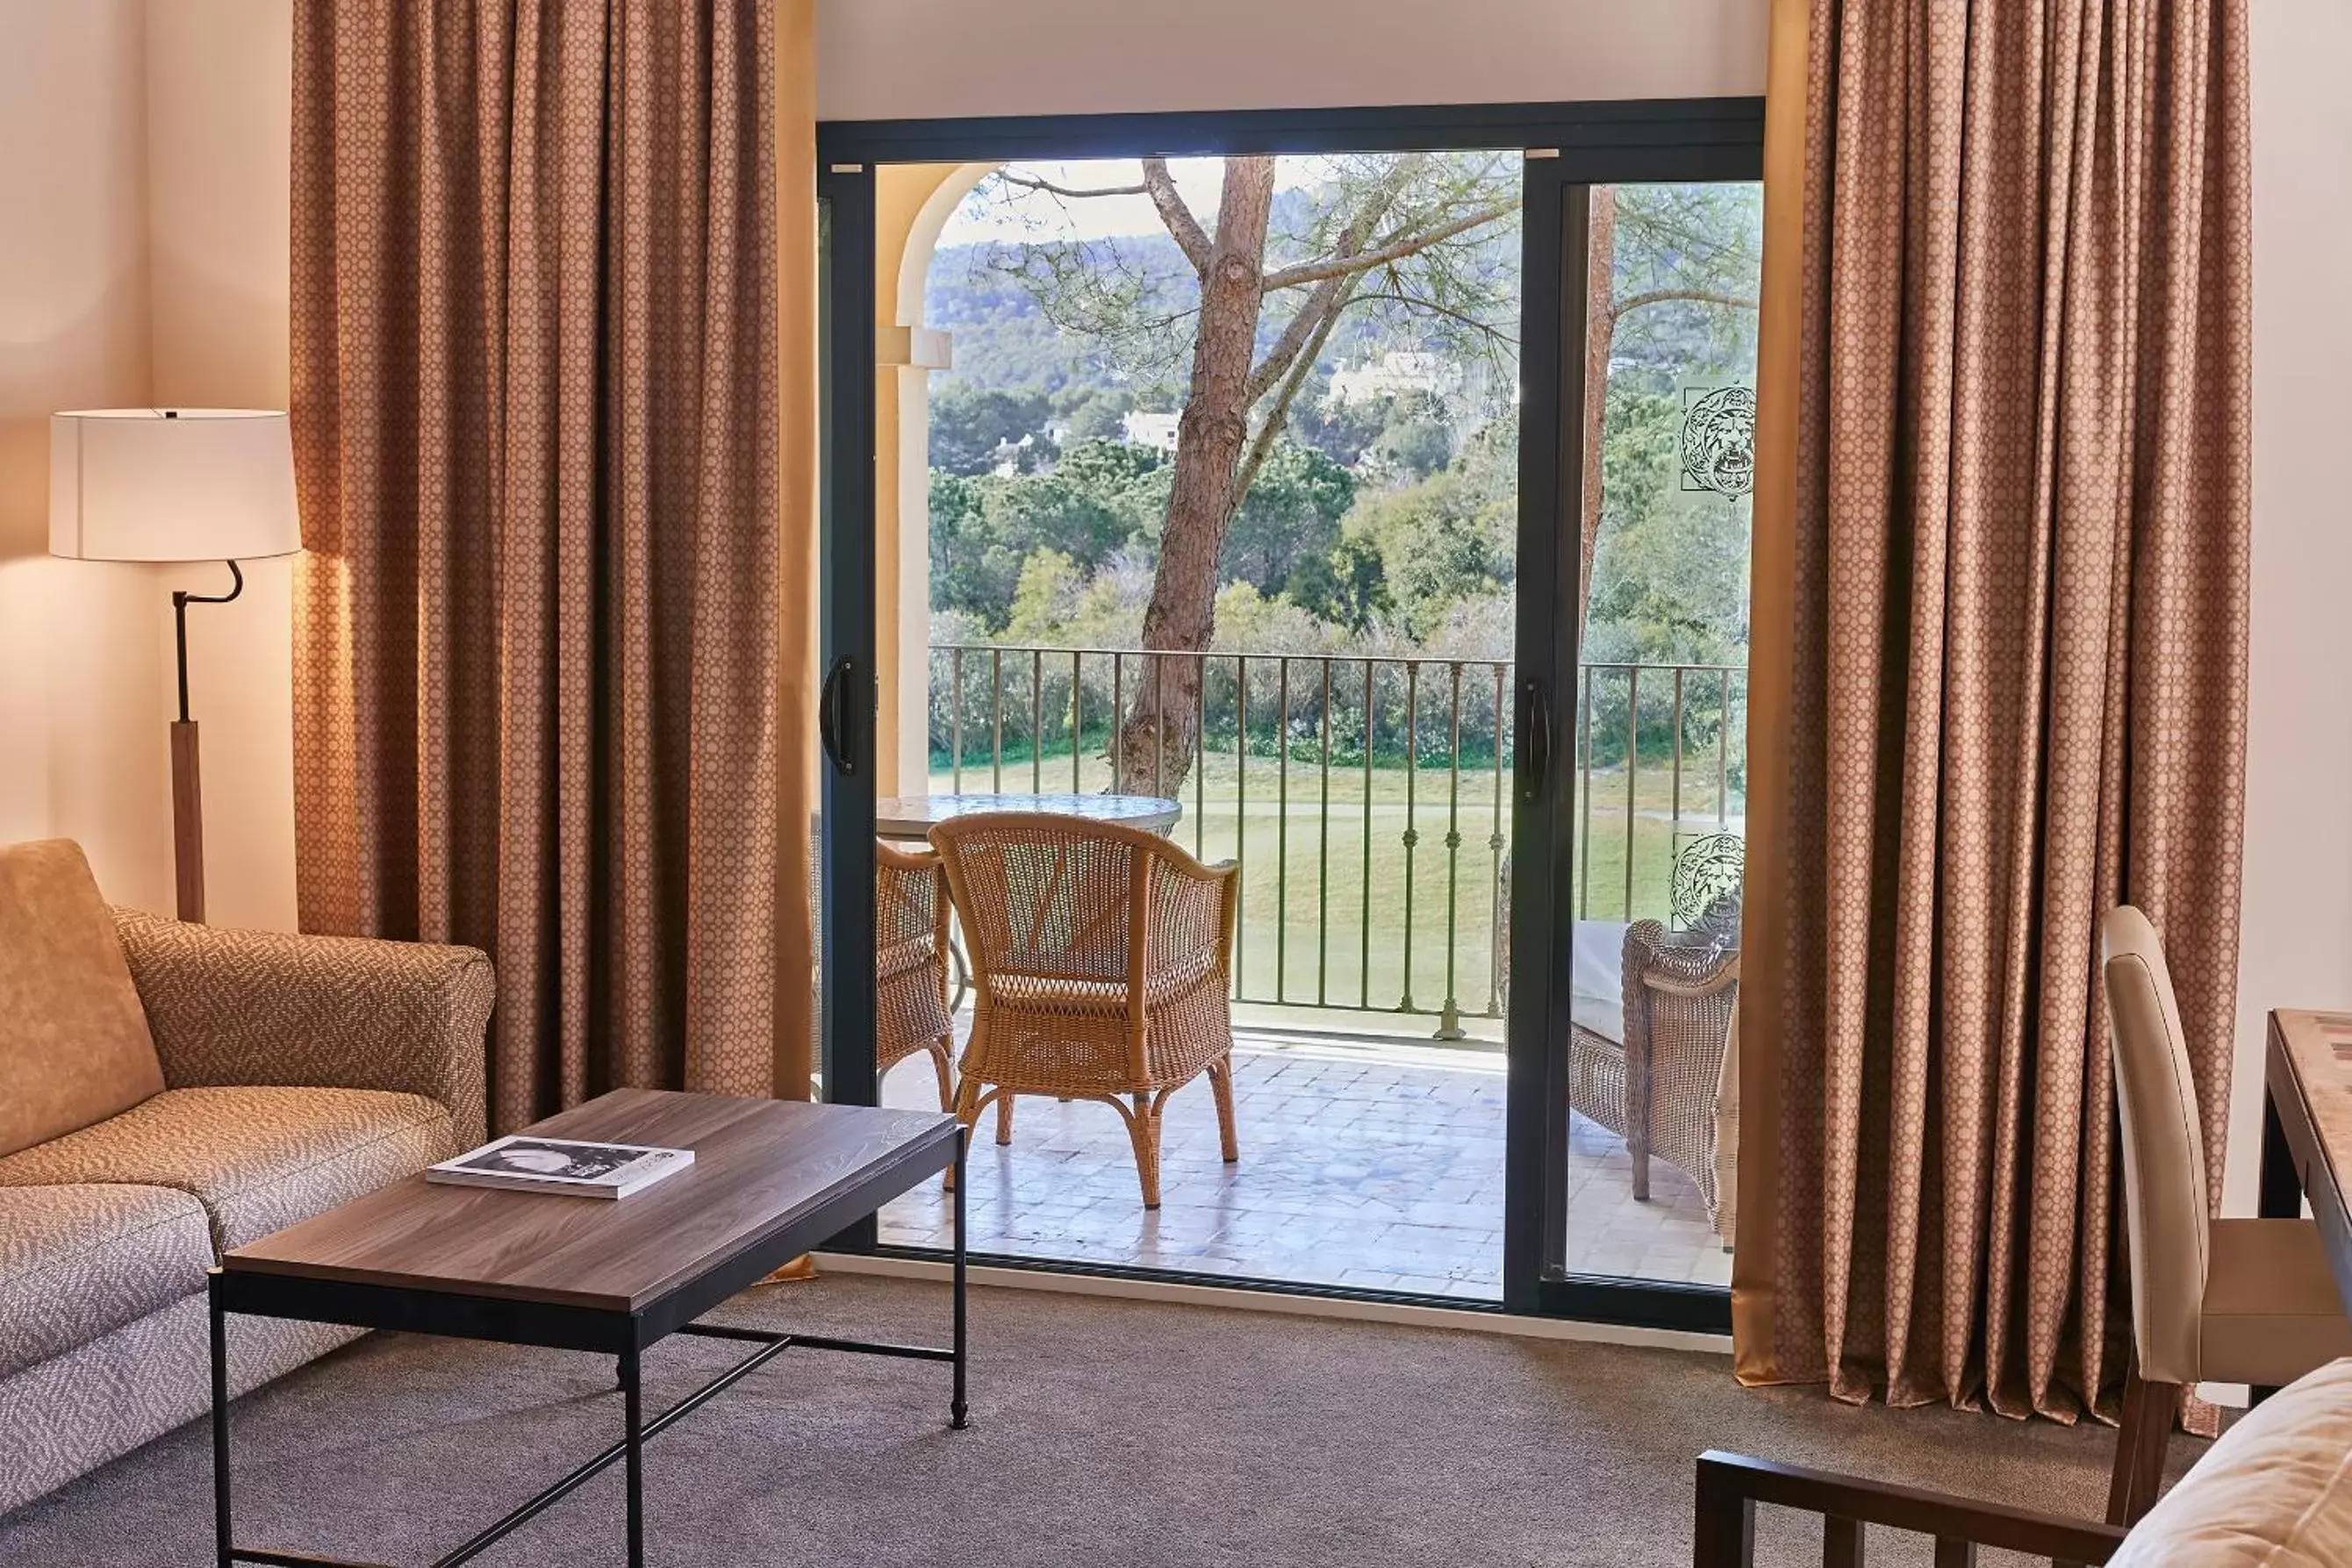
620 1342 644 1566
951 1125 969 1430
211 1270 233 1568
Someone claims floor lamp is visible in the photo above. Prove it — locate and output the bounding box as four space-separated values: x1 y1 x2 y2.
49 409 302 923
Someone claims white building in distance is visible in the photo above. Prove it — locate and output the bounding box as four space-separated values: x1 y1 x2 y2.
1120 410 1182 454
1326 351 1472 408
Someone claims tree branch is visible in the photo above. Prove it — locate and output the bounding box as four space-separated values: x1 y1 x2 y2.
1143 158 1213 275
1245 269 1350 405
1609 287 1759 320
998 171 1149 200
1243 156 1427 405
1355 289 1519 349
1231 278 1357 513
1260 201 1517 291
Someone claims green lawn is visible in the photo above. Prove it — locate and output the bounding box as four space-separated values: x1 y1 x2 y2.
927 744 1740 1023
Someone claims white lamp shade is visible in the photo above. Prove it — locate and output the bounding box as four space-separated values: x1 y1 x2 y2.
49 408 301 563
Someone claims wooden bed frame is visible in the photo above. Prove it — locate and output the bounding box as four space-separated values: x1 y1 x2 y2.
1695 1451 2130 1567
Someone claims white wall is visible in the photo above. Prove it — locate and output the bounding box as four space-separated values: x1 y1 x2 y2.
815 0 1768 120
2225 0 2352 1209
143 0 298 932
0 0 175 911
0 0 295 927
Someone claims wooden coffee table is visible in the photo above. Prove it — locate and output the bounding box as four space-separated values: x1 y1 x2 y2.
207 1088 967 1567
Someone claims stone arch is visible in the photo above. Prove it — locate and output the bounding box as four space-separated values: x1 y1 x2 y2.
896 161 997 323
873 161 998 792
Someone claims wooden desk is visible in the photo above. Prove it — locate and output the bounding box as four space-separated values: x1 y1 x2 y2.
2261 1009 2352 1313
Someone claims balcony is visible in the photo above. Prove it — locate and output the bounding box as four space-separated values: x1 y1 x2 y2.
875 643 1746 1296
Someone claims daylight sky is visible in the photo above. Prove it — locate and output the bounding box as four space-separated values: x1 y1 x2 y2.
937 157 1334 244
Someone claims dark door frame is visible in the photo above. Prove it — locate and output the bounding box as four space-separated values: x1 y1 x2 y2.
1510 157 1757 1335
814 97 1761 1335
814 167 882 1253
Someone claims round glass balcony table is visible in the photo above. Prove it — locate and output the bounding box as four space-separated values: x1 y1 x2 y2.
872 791 1182 842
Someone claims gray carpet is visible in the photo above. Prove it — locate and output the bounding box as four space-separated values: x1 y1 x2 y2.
1 1274 2189 1566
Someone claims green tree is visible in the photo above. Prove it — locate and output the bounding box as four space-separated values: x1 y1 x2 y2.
1052 438 1172 541
1597 388 1681 548
1337 416 1516 638
1284 532 1390 632
1218 440 1355 598
928 471 992 617
1291 388 1392 469
1209 580 1340 655
1377 416 1453 481
1575 184 1762 629
1584 390 1748 666
975 153 1521 784
1344 469 1514 640
985 474 1125 569
928 469 1133 630
1007 548 1082 641
1054 385 1136 442
930 383 1055 476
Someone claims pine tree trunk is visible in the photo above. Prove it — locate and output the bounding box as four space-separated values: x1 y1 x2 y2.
1111 157 1276 795
1580 185 1617 641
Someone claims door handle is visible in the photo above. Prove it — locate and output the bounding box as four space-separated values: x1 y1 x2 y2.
819 656 857 776
1519 677 1550 803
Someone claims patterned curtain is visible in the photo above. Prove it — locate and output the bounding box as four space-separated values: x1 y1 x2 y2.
1734 0 2253 1421
288 1 783 1129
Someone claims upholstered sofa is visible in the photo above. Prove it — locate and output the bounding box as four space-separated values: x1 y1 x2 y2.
0 840 492 1514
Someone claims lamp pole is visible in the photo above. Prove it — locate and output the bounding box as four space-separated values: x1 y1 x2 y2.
169 559 245 922
47 407 302 925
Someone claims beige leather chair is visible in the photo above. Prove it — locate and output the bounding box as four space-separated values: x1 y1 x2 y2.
2100 905 2352 1524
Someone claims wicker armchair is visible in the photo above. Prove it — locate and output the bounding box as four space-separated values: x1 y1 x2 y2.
1566 834 1743 1246
809 840 957 1109
876 841 957 1108
929 812 1239 1209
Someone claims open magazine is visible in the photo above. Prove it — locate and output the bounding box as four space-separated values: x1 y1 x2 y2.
425 1135 694 1199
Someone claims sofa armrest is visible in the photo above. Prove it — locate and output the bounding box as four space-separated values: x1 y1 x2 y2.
111 908 493 1149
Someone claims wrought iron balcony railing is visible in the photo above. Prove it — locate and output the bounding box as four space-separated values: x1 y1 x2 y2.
928 644 1746 1036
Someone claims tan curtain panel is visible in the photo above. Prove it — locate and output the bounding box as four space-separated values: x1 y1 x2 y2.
1734 0 2253 1421
289 1 783 1128
773 0 818 1102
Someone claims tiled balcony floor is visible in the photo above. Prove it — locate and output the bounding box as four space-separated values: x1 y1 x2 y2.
877 1024 1732 1298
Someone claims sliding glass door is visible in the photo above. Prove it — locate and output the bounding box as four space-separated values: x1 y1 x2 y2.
817 104 1760 1332
814 169 880 1257
1505 161 1760 1329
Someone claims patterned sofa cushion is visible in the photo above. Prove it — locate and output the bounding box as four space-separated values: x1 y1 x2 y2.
0 1184 212 1377
0 1085 456 1251
0 840 166 1157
